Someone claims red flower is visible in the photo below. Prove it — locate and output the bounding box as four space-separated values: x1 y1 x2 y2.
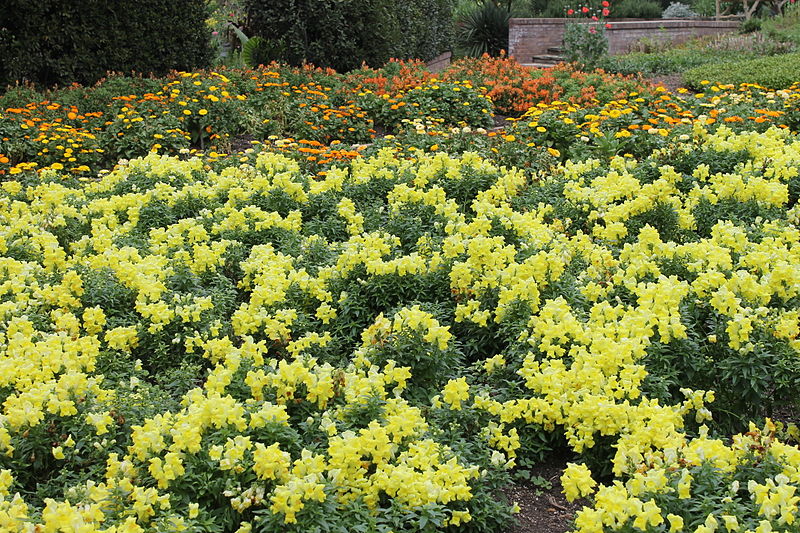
567 8 574 14
605 23 612 28
591 15 598 20
602 8 610 16
581 6 589 13
602 1 609 6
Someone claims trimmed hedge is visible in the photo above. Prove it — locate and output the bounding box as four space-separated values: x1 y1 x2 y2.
243 0 455 72
0 0 212 89
683 51 800 89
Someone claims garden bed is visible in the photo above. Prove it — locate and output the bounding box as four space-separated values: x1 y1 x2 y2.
0 57 799 532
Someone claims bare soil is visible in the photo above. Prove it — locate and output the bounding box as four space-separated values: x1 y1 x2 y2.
506 455 584 533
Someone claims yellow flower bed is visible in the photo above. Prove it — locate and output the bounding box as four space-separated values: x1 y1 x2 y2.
0 111 797 531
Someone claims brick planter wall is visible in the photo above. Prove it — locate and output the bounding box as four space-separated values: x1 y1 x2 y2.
426 51 452 73
509 18 740 63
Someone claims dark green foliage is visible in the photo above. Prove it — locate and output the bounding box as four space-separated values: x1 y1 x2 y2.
457 1 511 57
0 0 213 89
242 0 455 72
668 148 751 176
740 17 764 33
533 0 571 17
612 0 663 18
241 36 286 68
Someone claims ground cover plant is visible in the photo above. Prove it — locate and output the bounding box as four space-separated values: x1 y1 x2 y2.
683 51 800 89
0 55 799 532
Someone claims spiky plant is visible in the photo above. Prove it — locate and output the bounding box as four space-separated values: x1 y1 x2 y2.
457 1 511 57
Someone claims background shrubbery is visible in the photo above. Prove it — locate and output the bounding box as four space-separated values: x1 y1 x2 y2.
0 0 212 88
242 0 455 72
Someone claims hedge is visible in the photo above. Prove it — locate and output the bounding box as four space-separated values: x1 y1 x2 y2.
0 0 212 89
683 52 800 90
243 0 455 73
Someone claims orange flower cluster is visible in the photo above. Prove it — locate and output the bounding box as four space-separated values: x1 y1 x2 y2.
0 101 106 175
441 54 650 116
344 59 434 96
294 139 365 167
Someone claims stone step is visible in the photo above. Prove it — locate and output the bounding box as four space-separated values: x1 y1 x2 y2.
547 46 564 54
521 62 559 69
530 54 564 62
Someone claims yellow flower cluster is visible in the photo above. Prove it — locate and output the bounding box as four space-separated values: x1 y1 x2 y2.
0 126 798 531
569 421 800 533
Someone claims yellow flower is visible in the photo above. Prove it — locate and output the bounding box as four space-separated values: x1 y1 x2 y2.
86 412 114 435
442 377 470 410
667 513 684 532
449 510 472 526
562 463 596 502
253 443 290 481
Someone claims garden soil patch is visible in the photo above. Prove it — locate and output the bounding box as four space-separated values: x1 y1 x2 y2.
507 456 583 533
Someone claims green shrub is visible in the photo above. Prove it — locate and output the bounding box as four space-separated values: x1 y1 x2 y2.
761 3 800 45
537 0 571 17
457 1 511 57
563 23 609 70
612 0 663 18
662 2 699 18
683 51 800 89
739 16 763 33
691 0 717 16
604 48 744 75
0 0 212 89
393 0 457 60
243 0 454 73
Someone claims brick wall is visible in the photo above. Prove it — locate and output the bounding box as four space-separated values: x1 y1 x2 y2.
426 51 452 73
509 18 740 63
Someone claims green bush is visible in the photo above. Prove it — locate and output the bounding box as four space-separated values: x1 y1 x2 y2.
604 48 745 75
457 1 511 57
537 0 571 17
613 0 663 18
739 16 763 33
683 51 800 89
243 0 454 73
761 3 800 45
691 0 717 16
563 23 609 70
393 0 457 60
0 0 212 89
662 1 700 18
